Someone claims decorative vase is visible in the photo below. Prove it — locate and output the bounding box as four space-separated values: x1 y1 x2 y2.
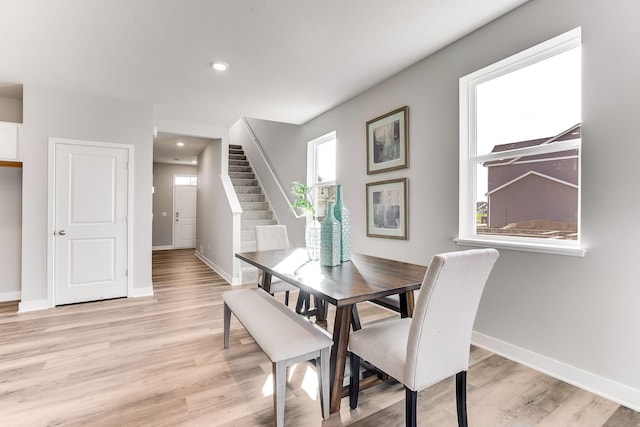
305 216 321 261
334 185 351 262
320 201 341 267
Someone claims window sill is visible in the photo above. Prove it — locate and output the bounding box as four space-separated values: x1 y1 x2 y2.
454 236 586 257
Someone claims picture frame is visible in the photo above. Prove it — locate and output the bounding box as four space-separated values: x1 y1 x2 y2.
366 106 409 174
366 178 408 240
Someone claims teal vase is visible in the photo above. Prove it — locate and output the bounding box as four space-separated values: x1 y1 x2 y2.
320 201 341 267
334 185 351 262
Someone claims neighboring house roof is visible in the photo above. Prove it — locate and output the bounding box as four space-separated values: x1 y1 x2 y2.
491 123 581 154
487 170 579 196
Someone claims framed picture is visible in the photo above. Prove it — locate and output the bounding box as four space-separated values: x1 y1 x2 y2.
366 106 409 174
366 178 408 239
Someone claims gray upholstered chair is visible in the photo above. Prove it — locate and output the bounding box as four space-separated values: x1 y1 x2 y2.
254 225 298 305
348 248 500 427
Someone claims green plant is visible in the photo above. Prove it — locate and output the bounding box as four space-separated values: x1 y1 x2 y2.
290 181 315 217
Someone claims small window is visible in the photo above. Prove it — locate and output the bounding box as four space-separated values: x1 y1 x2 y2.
458 28 584 256
307 131 336 219
174 175 197 186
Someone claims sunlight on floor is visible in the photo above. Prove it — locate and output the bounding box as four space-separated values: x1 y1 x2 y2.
260 363 318 400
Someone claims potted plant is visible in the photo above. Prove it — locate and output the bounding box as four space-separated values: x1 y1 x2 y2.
291 181 320 260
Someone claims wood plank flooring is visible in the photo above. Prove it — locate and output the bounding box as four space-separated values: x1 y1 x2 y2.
0 248 638 426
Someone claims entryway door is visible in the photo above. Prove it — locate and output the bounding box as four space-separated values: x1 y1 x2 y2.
52 141 130 305
173 183 197 248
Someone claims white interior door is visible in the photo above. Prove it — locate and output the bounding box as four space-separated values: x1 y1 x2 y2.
174 184 197 248
54 143 128 305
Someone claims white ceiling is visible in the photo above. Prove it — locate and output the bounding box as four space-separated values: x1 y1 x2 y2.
0 0 529 162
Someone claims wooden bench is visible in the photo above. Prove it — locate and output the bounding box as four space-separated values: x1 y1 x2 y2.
223 288 332 426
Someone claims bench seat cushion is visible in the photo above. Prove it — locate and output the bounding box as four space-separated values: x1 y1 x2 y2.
223 288 332 362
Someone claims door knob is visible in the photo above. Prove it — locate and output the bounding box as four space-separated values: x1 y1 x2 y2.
58 230 66 236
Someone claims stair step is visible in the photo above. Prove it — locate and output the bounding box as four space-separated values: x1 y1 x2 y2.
242 211 273 221
229 159 250 167
237 193 265 202
229 165 252 173
241 219 277 230
241 241 257 252
234 186 262 194
229 150 244 157
229 172 255 180
240 201 269 211
231 178 258 187
229 144 243 150
229 154 247 161
241 229 256 242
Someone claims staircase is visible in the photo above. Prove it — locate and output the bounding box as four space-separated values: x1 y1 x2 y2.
228 144 277 282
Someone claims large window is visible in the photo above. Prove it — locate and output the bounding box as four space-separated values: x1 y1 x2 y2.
458 28 584 256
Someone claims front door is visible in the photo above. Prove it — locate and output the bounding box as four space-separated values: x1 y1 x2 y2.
173 184 197 248
54 142 129 305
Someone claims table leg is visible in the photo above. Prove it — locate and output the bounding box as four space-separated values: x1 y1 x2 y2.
260 271 272 293
399 290 415 318
329 305 352 414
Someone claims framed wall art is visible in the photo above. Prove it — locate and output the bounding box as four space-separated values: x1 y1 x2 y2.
366 178 408 239
366 106 409 174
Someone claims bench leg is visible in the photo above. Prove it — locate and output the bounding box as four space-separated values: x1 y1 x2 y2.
223 303 231 349
273 361 286 427
317 347 331 419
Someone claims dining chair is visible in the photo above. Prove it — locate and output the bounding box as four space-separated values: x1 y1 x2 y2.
348 248 499 427
255 225 298 306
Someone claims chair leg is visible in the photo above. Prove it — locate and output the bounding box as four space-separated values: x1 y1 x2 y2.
223 303 231 348
284 290 290 306
295 291 305 314
273 361 286 427
405 387 417 427
351 305 362 331
349 352 361 409
317 348 331 419
456 371 468 427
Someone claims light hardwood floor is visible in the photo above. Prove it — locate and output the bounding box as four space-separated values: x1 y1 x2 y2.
0 249 638 426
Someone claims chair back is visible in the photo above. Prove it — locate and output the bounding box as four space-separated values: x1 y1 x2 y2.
255 225 289 251
404 248 499 391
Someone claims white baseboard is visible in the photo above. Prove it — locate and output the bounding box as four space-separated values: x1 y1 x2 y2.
194 251 234 284
472 331 640 412
0 291 20 302
129 286 154 298
152 245 174 251
18 299 52 313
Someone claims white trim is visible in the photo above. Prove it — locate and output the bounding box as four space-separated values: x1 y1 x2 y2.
129 286 154 298
472 331 640 412
18 299 50 313
152 245 174 251
476 139 580 163
194 250 234 284
455 236 585 257
0 291 20 302
47 138 135 307
488 171 578 195
487 154 579 167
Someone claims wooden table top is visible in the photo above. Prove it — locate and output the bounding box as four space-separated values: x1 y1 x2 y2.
236 248 427 306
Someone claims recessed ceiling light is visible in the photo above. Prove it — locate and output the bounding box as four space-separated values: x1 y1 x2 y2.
211 61 228 71
177 142 184 147
191 160 197 164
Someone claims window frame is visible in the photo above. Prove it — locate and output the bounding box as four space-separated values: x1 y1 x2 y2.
456 27 585 257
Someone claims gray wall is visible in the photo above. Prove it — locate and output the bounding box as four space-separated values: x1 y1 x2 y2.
152 163 197 248
239 118 307 247
0 167 21 300
0 96 22 301
196 138 238 282
297 0 640 408
21 85 154 308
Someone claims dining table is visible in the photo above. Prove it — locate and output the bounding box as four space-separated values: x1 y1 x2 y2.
235 248 427 413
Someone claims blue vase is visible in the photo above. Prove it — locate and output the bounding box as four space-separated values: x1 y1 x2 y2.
334 185 351 262
320 202 341 266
